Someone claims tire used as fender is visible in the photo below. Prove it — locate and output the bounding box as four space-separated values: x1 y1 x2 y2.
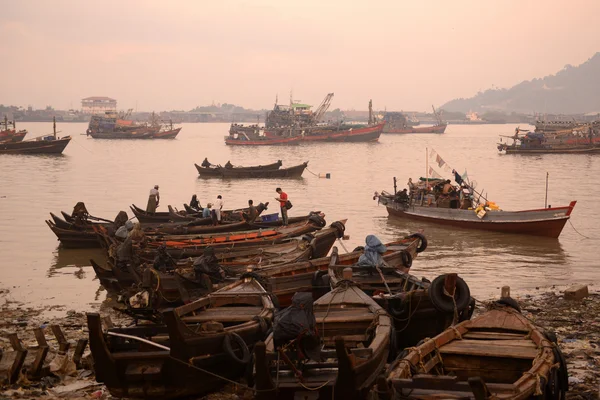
223 332 251 365
429 274 471 314
408 233 428 253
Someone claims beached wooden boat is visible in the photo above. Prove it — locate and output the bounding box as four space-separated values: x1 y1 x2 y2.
46 220 102 248
328 250 474 349
378 299 568 400
254 280 392 399
147 218 325 251
195 162 308 178
0 135 71 154
130 204 196 223
248 234 420 308
377 182 577 238
87 277 274 399
91 221 346 298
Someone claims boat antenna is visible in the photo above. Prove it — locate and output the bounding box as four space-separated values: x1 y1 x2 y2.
4 115 7 130
426 148 429 190
545 172 549 208
393 176 397 195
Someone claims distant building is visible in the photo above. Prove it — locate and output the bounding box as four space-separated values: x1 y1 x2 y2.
81 97 117 114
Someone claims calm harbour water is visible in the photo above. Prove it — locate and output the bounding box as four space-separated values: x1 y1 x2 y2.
0 122 598 312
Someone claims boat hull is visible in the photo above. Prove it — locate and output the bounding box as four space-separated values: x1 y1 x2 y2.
152 127 181 139
380 197 576 238
503 145 600 154
298 123 384 142
383 124 447 134
195 162 307 178
225 136 301 146
0 136 71 154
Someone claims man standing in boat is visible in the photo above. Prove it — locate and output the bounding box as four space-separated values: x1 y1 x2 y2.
146 185 160 214
215 195 224 224
275 187 289 226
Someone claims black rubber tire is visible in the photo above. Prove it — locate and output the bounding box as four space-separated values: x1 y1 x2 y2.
312 270 328 288
301 233 315 243
401 250 412 268
353 246 365 252
495 297 521 313
429 274 471 314
330 221 346 238
223 332 251 365
387 324 398 363
308 215 326 228
544 330 558 344
459 298 476 322
408 233 428 253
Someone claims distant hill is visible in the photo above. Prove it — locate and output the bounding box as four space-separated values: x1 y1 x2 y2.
442 53 600 114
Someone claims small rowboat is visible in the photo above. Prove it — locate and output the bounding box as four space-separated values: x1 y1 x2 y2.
378 299 568 400
87 277 274 399
195 162 308 179
254 281 392 399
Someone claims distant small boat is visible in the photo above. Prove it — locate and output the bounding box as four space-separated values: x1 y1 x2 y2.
498 125 600 154
383 105 447 134
195 161 308 178
0 117 27 142
0 118 70 155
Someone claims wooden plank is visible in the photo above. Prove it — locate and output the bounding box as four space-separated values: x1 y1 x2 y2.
33 328 48 347
392 375 518 394
112 351 169 361
50 325 70 352
463 331 527 340
73 339 88 369
28 346 49 379
439 340 538 359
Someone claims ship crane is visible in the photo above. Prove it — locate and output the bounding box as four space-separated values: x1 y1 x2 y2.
312 93 334 123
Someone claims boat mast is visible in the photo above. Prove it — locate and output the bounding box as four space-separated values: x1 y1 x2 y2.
53 116 56 139
426 147 429 189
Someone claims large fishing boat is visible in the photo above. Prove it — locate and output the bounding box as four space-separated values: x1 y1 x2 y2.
376 175 576 238
0 118 71 155
87 111 181 139
0 117 27 142
382 106 447 134
226 94 382 144
498 124 600 154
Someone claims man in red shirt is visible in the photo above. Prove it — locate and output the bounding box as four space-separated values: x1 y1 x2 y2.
275 187 288 226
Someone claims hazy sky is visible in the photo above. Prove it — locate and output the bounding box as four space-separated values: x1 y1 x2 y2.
2 0 599 112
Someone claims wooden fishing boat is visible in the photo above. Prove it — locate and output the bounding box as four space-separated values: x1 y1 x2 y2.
254 234 423 307
137 221 344 262
46 220 102 248
167 204 268 224
87 277 274 399
377 298 568 400
498 129 600 154
376 182 577 238
196 162 308 178
254 281 392 399
327 250 474 349
147 218 325 251
0 135 71 154
148 212 321 236
225 134 302 146
130 204 193 223
197 159 283 172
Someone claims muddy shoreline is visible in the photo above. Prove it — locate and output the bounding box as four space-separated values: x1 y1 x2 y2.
0 285 598 399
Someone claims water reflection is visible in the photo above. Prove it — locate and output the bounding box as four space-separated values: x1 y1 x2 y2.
48 247 106 279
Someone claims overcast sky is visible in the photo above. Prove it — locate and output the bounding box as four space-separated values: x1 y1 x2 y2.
2 0 598 112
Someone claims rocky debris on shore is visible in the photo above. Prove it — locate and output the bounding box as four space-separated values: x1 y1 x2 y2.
517 286 600 400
